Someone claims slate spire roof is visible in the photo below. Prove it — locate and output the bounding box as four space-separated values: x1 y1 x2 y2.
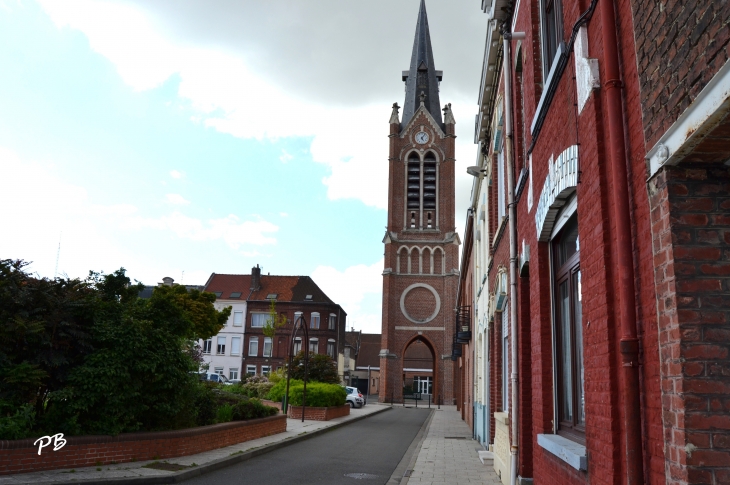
401 0 443 130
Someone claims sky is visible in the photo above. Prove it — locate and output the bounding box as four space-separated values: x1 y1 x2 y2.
0 0 486 334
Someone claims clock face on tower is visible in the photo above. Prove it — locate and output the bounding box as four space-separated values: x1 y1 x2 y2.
415 131 430 144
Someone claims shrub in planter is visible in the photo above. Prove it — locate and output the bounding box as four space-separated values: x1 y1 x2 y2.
215 404 233 423
288 383 346 407
266 379 303 403
231 398 278 420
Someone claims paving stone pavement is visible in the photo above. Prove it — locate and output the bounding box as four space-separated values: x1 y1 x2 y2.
403 405 502 485
0 404 389 485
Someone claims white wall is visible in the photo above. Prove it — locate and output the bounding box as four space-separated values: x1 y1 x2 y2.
199 300 246 380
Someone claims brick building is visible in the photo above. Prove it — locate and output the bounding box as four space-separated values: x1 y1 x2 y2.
204 266 346 378
379 0 459 405
459 0 730 484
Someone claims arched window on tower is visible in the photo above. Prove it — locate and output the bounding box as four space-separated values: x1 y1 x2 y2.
407 153 421 228
423 152 437 228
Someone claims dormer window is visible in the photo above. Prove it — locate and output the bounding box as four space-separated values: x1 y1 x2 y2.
266 293 278 300
304 294 313 301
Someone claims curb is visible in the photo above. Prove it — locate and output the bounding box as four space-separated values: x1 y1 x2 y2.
13 406 392 485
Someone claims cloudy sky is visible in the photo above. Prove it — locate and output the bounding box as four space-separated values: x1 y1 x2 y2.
0 0 486 333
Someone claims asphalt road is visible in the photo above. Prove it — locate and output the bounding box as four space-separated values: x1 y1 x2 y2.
184 407 431 485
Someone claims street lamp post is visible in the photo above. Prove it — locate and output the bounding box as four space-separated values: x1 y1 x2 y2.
284 315 309 422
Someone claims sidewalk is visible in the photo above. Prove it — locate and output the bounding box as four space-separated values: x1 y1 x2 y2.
0 404 390 485
401 405 501 485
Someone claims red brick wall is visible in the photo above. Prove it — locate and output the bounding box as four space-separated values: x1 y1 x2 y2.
0 415 286 476
287 404 350 421
648 164 730 485
630 0 730 149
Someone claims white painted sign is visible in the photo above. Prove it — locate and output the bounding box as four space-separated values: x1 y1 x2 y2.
535 145 579 241
34 433 66 455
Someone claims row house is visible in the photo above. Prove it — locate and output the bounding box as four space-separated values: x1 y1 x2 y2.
200 266 346 380
457 0 730 485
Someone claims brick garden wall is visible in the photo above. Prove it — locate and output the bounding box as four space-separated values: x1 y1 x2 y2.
631 0 730 149
0 414 286 476
648 164 730 485
287 404 350 421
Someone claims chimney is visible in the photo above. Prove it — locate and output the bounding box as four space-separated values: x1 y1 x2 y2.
251 265 261 291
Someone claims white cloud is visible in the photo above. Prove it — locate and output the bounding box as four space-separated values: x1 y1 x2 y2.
279 150 293 163
34 0 488 211
170 170 183 179
165 193 190 205
279 212 288 217
311 259 383 333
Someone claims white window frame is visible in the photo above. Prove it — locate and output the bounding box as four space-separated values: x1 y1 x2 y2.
203 339 212 354
248 336 259 356
310 312 320 329
251 313 268 328
293 337 302 355
233 311 243 327
294 311 303 324
309 338 319 354
229 368 239 381
261 365 271 375
263 337 273 357
214 367 224 375
328 314 336 330
327 339 336 359
217 336 226 355
231 336 241 356
502 304 509 413
246 365 257 376
498 145 506 221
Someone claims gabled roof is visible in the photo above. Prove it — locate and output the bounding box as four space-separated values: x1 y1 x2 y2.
401 0 443 130
253 275 339 305
203 274 252 300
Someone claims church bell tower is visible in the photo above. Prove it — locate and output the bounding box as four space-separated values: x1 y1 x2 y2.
379 0 458 404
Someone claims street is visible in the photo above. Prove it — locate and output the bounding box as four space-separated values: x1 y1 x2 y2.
185 407 431 485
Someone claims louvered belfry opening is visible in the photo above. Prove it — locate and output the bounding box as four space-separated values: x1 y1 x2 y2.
423 153 437 228
407 153 421 228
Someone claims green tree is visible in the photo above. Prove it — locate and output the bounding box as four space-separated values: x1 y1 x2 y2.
262 299 287 339
289 351 340 384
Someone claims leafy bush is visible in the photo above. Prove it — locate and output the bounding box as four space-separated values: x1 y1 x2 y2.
0 403 35 440
288 382 346 407
268 367 286 384
266 379 303 403
215 404 233 423
289 352 339 384
231 398 278 420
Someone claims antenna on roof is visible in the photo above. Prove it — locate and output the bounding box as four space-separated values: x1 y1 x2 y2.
181 270 185 284
54 232 62 278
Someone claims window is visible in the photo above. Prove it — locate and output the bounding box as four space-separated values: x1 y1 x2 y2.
229 292 242 299
248 336 259 356
329 314 336 330
214 367 223 375
309 338 319 354
541 0 563 77
229 368 239 381
311 312 320 329
552 214 584 442
327 339 336 359
294 311 303 325
251 313 268 327
203 339 212 354
231 336 241 356
498 147 506 220
233 311 243 326
293 337 302 355
246 365 256 376
261 365 271 375
217 336 226 355
406 152 438 229
263 337 272 357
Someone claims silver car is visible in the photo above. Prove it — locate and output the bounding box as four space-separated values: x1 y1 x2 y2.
344 386 365 408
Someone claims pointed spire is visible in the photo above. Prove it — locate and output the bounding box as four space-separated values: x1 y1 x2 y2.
401 0 443 129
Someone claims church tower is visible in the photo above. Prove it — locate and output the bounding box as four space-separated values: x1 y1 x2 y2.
379 0 458 404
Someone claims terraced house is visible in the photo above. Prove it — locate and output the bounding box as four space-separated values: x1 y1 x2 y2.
456 1 730 484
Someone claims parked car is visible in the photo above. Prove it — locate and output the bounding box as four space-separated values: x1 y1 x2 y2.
200 373 232 385
343 386 365 408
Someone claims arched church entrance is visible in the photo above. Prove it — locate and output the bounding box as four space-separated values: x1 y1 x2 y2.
402 336 436 402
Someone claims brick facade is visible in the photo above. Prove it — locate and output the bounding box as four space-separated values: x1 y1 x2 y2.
287 404 350 421
648 164 730 484
0 415 286 476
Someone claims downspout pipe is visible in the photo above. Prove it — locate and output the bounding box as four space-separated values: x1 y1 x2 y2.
599 0 644 483
503 27 525 485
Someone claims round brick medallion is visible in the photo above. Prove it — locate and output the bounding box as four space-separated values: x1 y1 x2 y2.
400 283 441 324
